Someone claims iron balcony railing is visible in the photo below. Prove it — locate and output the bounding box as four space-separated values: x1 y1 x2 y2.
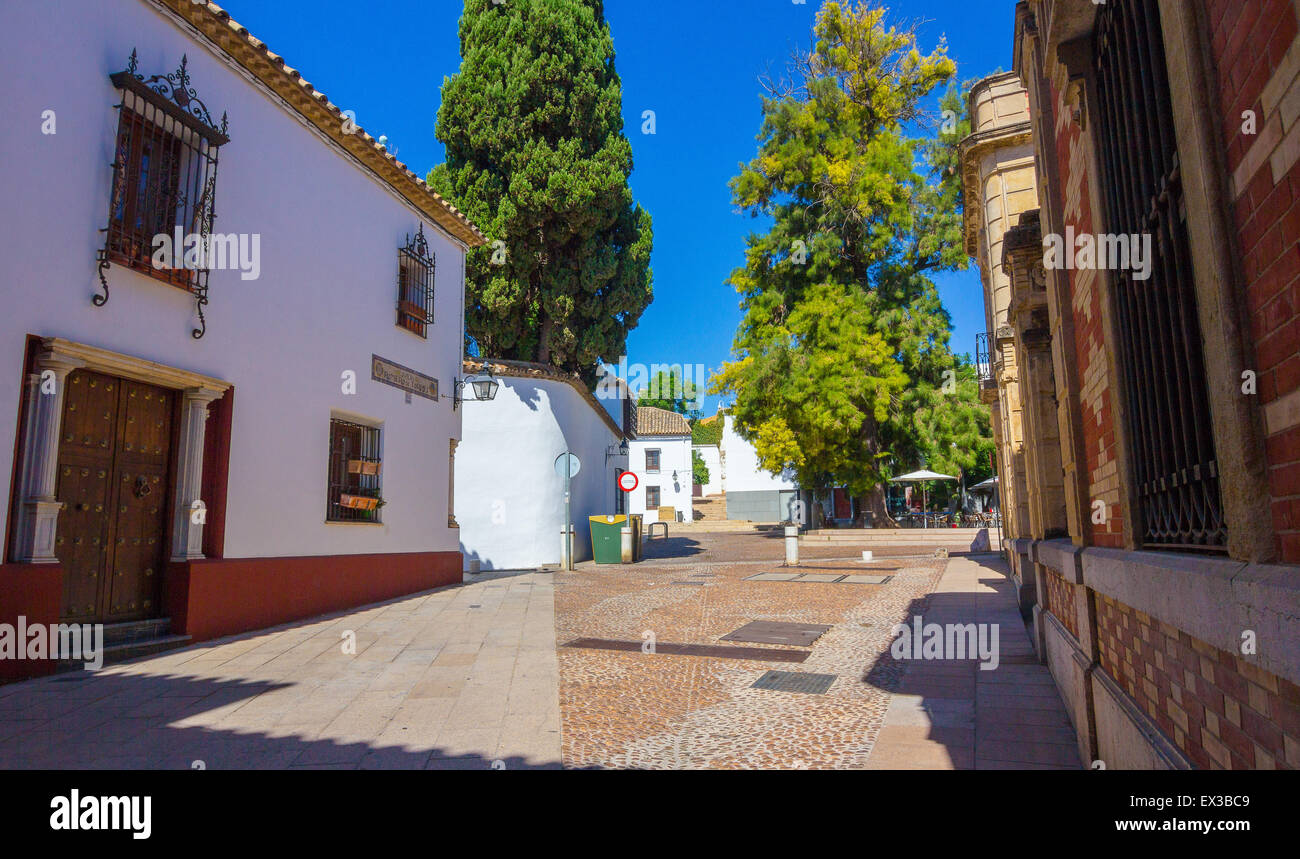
975 332 993 384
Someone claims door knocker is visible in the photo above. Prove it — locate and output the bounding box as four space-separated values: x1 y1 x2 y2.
134 475 153 499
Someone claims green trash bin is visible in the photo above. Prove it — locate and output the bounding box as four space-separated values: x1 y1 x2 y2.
589 514 627 564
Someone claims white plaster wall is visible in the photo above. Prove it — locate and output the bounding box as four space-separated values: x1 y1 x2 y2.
693 445 721 496
456 376 623 570
627 437 692 523
0 0 466 558
721 416 797 493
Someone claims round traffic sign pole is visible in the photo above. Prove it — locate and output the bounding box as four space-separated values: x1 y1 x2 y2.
554 453 580 569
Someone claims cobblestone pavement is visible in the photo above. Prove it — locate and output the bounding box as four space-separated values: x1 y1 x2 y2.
0 571 559 769
555 530 953 768
556 529 1080 769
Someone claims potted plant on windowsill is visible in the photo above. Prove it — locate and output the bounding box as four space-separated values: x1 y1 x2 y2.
356 492 385 520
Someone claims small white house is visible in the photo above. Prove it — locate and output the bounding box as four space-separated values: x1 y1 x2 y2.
455 359 630 570
629 407 693 523
0 0 483 669
721 415 799 521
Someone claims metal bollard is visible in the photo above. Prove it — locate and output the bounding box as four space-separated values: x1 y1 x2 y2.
621 525 633 563
785 524 799 566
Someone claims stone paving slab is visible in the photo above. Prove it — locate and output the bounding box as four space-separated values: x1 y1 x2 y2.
0 571 562 770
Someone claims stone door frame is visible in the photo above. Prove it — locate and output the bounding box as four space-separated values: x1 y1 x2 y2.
9 337 231 568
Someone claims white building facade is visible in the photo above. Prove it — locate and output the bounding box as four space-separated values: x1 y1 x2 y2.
721 415 799 521
0 0 483 672
628 407 692 523
455 360 629 570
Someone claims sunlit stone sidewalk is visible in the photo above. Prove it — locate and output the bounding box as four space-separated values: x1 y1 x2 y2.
865 555 1082 769
0 571 560 770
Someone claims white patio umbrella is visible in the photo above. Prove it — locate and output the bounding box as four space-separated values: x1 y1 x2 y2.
969 476 999 492
890 469 958 527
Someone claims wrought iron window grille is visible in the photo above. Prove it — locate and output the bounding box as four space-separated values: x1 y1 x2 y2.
1093 0 1226 550
326 418 384 523
97 49 230 339
398 224 436 337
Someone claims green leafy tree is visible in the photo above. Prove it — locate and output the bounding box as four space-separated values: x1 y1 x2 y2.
692 450 711 486
429 0 654 383
712 1 986 525
636 369 701 418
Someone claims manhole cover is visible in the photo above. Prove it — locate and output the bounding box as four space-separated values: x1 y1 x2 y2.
722 620 831 647
743 572 801 582
840 574 893 585
671 581 706 586
794 574 845 583
751 670 836 694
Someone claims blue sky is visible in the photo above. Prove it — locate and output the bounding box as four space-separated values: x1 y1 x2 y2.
217 0 1017 415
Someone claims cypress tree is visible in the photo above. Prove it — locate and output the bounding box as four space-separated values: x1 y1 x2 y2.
429 0 654 383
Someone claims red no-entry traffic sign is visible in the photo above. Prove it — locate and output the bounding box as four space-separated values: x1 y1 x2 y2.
617 471 638 492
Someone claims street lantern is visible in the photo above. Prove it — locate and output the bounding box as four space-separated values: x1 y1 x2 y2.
468 372 499 402
454 367 498 409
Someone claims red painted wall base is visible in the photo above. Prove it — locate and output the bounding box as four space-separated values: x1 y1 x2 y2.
166 551 463 642
0 563 63 681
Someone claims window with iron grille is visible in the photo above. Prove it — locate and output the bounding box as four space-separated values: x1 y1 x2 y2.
98 50 229 339
1093 0 1225 549
614 473 626 514
398 224 435 337
646 449 661 473
646 486 661 509
326 418 383 523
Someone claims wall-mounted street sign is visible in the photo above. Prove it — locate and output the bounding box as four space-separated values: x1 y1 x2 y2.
617 471 638 492
371 354 438 401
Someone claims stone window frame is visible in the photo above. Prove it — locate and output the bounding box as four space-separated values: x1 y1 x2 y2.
1050 0 1275 563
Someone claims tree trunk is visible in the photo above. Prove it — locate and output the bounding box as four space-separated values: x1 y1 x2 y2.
537 316 553 366
856 407 899 527
860 487 899 528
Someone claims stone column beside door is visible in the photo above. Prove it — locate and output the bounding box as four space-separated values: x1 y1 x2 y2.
171 387 224 562
11 349 85 563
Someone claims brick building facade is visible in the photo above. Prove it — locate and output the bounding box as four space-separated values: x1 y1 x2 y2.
963 0 1300 768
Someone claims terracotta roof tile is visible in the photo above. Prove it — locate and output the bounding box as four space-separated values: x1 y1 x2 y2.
635 406 690 437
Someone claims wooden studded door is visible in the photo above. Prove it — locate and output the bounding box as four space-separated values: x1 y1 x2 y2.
54 370 174 623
